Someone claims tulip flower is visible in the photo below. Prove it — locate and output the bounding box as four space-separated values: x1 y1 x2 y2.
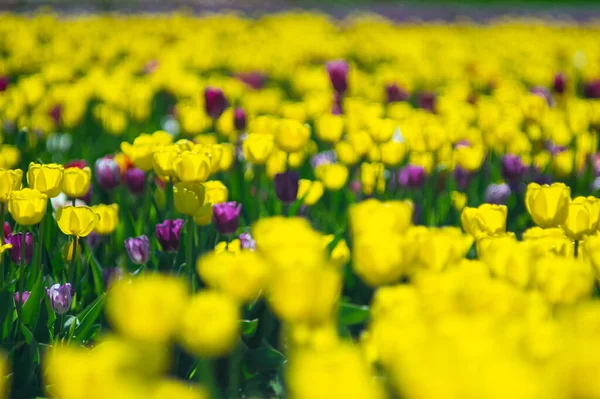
239 232 256 250
274 119 310 153
562 197 600 240
204 87 227 120
56 205 98 237
275 171 299 204
461 204 508 239
243 134 274 165
14 291 30 305
213 202 241 235
47 283 73 315
385 83 409 103
315 163 349 191
124 235 150 265
156 219 184 253
5 232 34 265
398 165 426 189
234 107 246 131
326 60 349 94
203 180 229 205
152 145 180 178
175 151 211 183
484 183 511 205
297 179 324 206
27 162 64 198
553 72 567 93
525 182 571 228
91 204 119 235
501 154 528 180
174 182 206 216
8 188 48 226
0 169 23 202
95 156 121 190
62 166 92 199
124 168 146 195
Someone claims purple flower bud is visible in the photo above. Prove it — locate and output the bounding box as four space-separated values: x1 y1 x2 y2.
95 156 121 190
553 73 566 94
584 80 600 99
398 165 426 189
485 183 511 205
86 231 103 250
349 180 362 195
234 107 246 131
14 291 30 305
213 202 242 235
326 60 349 94
6 233 34 266
386 83 410 103
239 232 256 251
501 154 527 180
331 92 344 115
49 104 62 125
124 168 146 195
3 222 10 241
47 283 73 315
155 219 184 253
417 91 436 112
310 151 336 169
103 267 124 289
204 86 228 120
530 86 553 106
454 166 471 191
235 72 266 90
274 171 299 204
0 76 9 92
124 235 150 265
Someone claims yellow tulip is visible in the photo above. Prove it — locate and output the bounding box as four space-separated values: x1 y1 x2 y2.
0 169 23 202
323 234 351 268
380 141 406 167
451 191 468 211
297 179 324 206
368 118 396 144
288 151 306 168
525 182 571 228
8 188 47 225
316 114 344 143
562 197 598 240
174 182 206 216
56 205 99 237
347 130 373 156
27 162 64 198
203 180 228 204
243 134 274 165
266 150 287 179
120 135 156 171
153 145 180 177
335 141 360 166
454 145 486 172
217 143 235 172
315 163 348 191
91 204 119 235
461 203 508 239
175 151 211 183
193 204 213 226
275 119 310 153
62 167 91 199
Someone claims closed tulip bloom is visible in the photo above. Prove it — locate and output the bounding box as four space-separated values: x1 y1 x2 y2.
193 204 213 226
8 188 48 225
398 165 426 188
6 232 34 265
156 219 184 253
297 179 324 206
484 183 512 205
368 118 396 144
91 204 119 235
380 140 406 167
525 182 571 228
62 166 91 199
239 232 256 250
125 235 150 265
501 154 527 180
234 107 246 131
454 145 486 172
204 86 227 120
175 151 211 183
386 83 410 103
213 201 241 234
124 168 146 195
95 156 121 190
461 203 508 239
47 283 73 315
14 291 30 305
153 145 180 178
174 182 206 216
274 119 310 153
326 60 349 93
335 141 359 165
315 163 348 191
582 235 600 275
275 171 299 204
27 162 64 198
56 205 98 237
562 197 599 240
243 134 274 165
0 168 23 202
120 134 163 171
316 114 344 143
203 180 229 204
553 72 567 93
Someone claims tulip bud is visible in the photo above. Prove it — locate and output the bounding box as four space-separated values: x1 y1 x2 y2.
385 83 409 103
553 72 567 94
238 232 256 250
525 182 571 228
274 171 299 204
417 91 436 112
6 232 34 265
234 107 246 131
213 202 241 235
155 219 184 253
0 75 9 91
398 165 426 189
125 235 150 265
326 60 349 94
584 80 600 99
3 222 10 240
501 154 527 180
47 283 73 315
204 87 227 120
62 166 92 199
454 166 471 191
95 156 121 190
14 291 30 305
124 168 146 195
49 104 62 125
484 183 512 205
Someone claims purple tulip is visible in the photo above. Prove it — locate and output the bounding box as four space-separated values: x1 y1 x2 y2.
386 83 410 103
49 104 62 125
485 183 512 205
530 86 553 106
553 73 566 94
6 232 34 265
47 283 73 315
0 76 9 92
592 177 600 192
125 235 150 265
417 91 436 112
274 171 299 204
326 60 349 94
239 232 256 251
3 222 10 241
584 80 600 99
213 202 242 235
310 151 336 169
501 154 527 180
234 107 246 131
14 291 30 305
124 168 146 195
155 219 184 253
204 86 227 120
95 156 121 190
235 71 266 90
103 267 124 289
454 166 471 191
398 165 426 189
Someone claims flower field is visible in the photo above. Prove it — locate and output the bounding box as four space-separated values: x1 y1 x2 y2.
2 11 600 399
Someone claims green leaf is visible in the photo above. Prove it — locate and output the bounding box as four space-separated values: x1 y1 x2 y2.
243 347 286 373
84 245 104 296
241 319 259 337
339 302 369 326
72 294 105 342
0 292 15 339
22 273 45 328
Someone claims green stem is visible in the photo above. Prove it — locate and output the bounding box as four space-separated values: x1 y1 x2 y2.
166 180 174 219
227 340 243 399
67 236 78 285
15 229 27 338
35 213 45 275
186 216 195 292
197 357 219 398
0 204 4 288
